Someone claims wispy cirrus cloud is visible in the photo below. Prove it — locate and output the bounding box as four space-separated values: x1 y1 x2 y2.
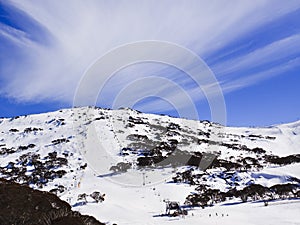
0 0 300 117
221 57 300 92
212 34 300 77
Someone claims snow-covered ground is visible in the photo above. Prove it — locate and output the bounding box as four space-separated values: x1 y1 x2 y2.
0 107 299 224
75 167 300 225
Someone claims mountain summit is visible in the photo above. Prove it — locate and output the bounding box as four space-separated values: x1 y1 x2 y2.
0 107 299 224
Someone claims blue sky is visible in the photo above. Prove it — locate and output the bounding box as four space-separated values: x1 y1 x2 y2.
0 0 300 127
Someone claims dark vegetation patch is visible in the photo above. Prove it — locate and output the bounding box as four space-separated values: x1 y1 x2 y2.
126 134 149 142
0 179 105 225
172 168 203 185
52 138 70 145
124 139 177 157
147 123 167 133
24 127 43 133
18 143 36 151
133 145 264 171
77 191 105 204
0 143 36 155
110 162 132 172
265 154 300 165
265 136 276 140
167 122 181 130
198 130 210 138
0 152 69 188
209 158 246 171
9 128 19 132
163 200 188 217
184 182 299 209
0 147 16 155
9 116 20 121
248 134 263 139
128 116 146 125
94 116 106 120
46 119 66 126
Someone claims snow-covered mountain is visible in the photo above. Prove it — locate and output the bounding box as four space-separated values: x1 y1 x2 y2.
0 107 299 225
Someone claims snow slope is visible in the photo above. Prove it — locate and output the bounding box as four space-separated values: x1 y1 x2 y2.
0 107 299 224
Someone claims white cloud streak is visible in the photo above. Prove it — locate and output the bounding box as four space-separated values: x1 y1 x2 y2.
0 0 300 114
221 57 300 92
212 34 300 76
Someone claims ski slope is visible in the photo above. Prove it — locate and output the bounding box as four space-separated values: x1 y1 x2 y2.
0 107 299 224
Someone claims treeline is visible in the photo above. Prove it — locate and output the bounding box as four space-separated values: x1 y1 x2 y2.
184 183 300 209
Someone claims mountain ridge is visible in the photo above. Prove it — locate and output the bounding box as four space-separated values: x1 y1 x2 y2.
0 107 299 224
2 106 299 128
